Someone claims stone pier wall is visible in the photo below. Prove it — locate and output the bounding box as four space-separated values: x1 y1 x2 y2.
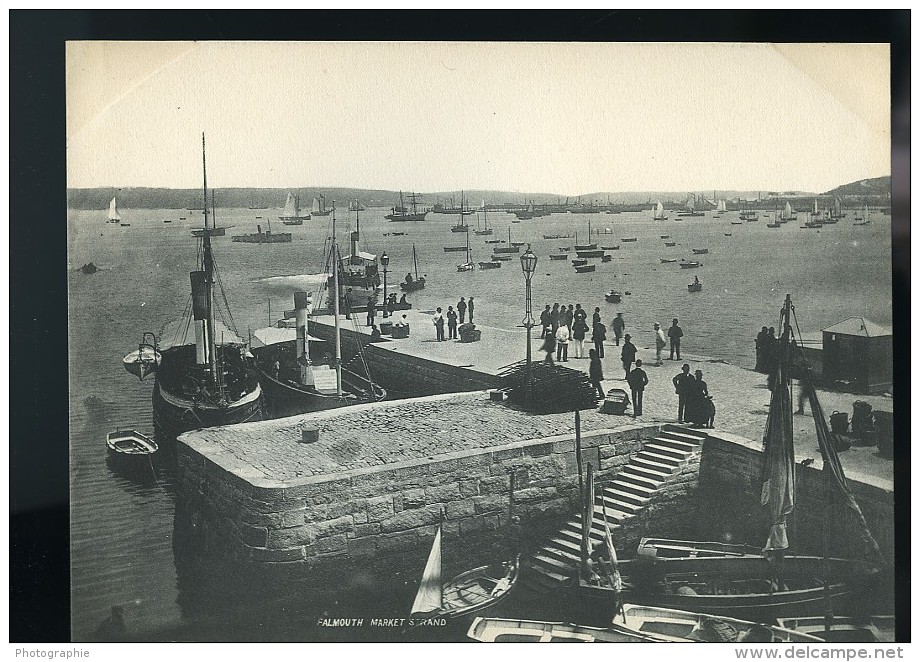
175 423 659 570
308 321 498 397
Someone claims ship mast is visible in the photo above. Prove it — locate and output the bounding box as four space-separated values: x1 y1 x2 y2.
331 202 343 396
200 133 218 387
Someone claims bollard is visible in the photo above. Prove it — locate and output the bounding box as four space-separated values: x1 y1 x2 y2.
301 427 320 444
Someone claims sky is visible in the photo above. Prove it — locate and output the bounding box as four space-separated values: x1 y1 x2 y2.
66 41 890 195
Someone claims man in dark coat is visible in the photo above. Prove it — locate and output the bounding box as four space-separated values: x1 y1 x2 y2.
366 296 376 327
550 303 560 335
457 297 468 324
592 307 602 329
446 306 459 339
627 359 649 417
592 321 607 358
755 326 768 372
468 297 475 323
539 304 551 338
668 318 683 360
612 312 625 346
672 363 695 423
589 348 605 399
620 333 637 379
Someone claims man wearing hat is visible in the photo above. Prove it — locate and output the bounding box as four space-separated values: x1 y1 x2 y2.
620 333 637 379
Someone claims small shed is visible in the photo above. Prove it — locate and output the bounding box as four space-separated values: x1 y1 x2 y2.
822 317 892 386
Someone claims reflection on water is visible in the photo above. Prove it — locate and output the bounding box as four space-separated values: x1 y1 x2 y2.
69 206 892 641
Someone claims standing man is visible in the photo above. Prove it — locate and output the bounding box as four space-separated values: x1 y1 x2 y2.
571 314 588 359
550 303 561 336
468 297 475 323
366 296 376 327
627 359 649 417
592 307 602 329
755 326 768 372
573 303 587 327
433 307 445 341
621 333 637 379
446 306 458 340
612 312 625 346
539 304 552 339
654 322 667 365
589 348 605 399
668 318 684 360
343 287 354 320
562 304 574 332
592 319 607 359
457 297 467 324
672 363 694 423
555 323 570 362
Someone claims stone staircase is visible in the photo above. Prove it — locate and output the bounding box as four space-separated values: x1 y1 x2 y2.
524 424 708 592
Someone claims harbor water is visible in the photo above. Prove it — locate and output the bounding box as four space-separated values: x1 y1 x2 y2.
68 205 892 640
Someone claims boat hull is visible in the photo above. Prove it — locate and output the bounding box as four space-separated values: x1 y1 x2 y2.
620 556 857 622
191 227 227 237
467 617 658 643
232 232 292 243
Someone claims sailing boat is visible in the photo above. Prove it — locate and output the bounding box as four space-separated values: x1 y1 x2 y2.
781 201 797 222
653 200 669 221
457 227 474 272
716 199 727 214
618 295 879 623
854 205 871 226
192 190 231 237
107 196 121 224
474 208 494 236
677 194 704 217
574 221 598 251
450 192 470 232
411 489 521 620
400 244 426 291
279 192 311 224
251 210 385 418
386 191 429 222
493 228 521 254
146 134 265 440
312 194 332 217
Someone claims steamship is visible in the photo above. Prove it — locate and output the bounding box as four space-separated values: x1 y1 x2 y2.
148 135 264 439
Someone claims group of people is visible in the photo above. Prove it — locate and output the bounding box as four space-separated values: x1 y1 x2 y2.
432 297 475 341
754 326 779 374
672 363 715 428
363 292 410 327
539 303 610 363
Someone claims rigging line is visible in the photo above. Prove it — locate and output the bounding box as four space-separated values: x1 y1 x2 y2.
211 260 240 339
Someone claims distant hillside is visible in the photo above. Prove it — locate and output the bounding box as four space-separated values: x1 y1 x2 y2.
823 176 890 197
67 176 891 211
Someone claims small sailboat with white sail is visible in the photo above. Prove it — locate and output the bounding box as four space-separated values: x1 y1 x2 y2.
312 194 332 217
400 244 427 292
457 228 474 272
653 200 669 220
279 192 311 224
107 196 122 224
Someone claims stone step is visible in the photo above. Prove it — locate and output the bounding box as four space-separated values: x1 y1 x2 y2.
548 535 584 555
541 543 582 564
657 428 707 445
601 486 650 508
607 478 657 499
630 456 678 476
635 449 682 467
649 436 699 453
661 424 709 441
641 442 689 460
530 551 576 574
617 467 666 487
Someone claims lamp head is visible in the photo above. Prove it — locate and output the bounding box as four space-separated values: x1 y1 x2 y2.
520 245 537 279
380 252 389 268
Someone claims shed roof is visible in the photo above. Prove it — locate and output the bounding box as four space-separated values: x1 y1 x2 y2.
822 317 891 338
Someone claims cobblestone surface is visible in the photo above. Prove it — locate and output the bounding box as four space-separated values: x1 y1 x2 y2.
182 321 895 487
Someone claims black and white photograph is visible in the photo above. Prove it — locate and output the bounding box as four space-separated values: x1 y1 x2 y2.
11 11 908 649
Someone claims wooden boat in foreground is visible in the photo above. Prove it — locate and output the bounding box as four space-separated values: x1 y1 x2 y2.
467 617 659 643
637 537 761 559
776 615 894 643
679 261 702 269
548 254 567 260
605 290 622 303
619 554 855 621
478 261 501 269
618 604 822 643
575 264 596 273
123 332 161 380
411 518 520 620
107 429 158 459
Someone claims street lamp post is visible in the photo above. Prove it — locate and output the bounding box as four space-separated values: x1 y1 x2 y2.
380 252 390 318
520 245 538 410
